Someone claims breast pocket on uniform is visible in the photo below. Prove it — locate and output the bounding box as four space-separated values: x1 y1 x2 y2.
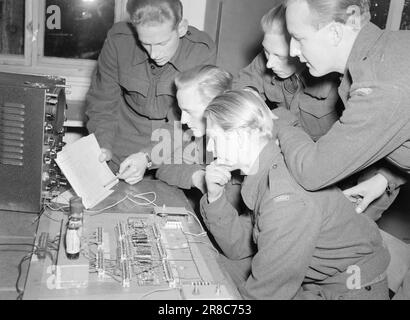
119 75 151 116
155 82 178 120
298 98 339 141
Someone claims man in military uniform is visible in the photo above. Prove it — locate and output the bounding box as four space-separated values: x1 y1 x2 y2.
276 0 409 220
200 90 390 299
234 2 401 221
234 4 343 142
85 0 216 185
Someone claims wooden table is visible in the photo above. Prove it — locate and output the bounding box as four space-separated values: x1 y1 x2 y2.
23 180 241 300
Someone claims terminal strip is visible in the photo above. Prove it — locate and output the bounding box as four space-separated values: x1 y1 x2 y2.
120 260 131 288
96 227 103 250
116 221 133 287
92 218 185 288
162 259 173 283
96 249 105 278
152 223 160 240
156 241 166 260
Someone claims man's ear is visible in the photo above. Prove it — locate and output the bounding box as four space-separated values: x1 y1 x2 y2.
346 5 363 31
328 22 344 47
177 19 188 38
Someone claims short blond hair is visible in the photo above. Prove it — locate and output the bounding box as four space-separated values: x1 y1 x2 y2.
127 0 183 28
261 4 288 36
204 90 274 139
175 65 233 104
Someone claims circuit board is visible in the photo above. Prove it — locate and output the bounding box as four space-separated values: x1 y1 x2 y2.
84 213 227 293
50 211 235 299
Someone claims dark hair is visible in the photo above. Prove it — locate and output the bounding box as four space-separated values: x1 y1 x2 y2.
127 0 183 28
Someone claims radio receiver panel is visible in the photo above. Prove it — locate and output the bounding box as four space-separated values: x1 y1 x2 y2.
0 72 68 213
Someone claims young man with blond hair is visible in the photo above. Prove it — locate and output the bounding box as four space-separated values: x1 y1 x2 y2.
86 0 216 184
234 4 343 142
234 3 401 220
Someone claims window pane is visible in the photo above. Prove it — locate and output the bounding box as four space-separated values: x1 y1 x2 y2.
370 0 391 29
401 0 410 30
0 0 25 55
44 0 115 60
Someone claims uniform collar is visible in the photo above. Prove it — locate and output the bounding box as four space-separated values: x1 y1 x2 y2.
269 67 335 101
241 141 281 210
132 27 192 71
132 45 149 65
167 39 185 71
299 68 339 99
346 22 384 70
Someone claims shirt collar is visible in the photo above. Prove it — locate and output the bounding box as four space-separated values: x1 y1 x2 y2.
132 33 186 72
269 67 336 101
167 38 185 71
299 68 339 99
132 44 149 65
241 141 281 210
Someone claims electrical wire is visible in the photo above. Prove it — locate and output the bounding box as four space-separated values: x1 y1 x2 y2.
128 192 158 207
86 195 129 215
86 192 158 216
183 210 207 237
16 252 33 300
0 243 38 249
32 206 45 224
187 241 220 256
44 203 70 212
182 234 205 282
138 287 181 300
14 245 55 300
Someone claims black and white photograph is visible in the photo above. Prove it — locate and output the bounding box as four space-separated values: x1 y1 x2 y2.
0 0 409 305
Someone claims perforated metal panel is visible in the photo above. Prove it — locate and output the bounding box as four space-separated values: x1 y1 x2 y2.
0 72 67 213
0 101 26 166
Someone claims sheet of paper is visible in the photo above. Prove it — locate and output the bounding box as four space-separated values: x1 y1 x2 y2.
55 134 118 209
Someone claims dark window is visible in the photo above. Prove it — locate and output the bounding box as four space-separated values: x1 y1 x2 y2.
44 0 115 60
400 0 410 30
0 0 25 55
370 0 391 29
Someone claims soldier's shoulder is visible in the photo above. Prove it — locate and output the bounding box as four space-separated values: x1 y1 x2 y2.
107 22 135 37
185 26 215 49
267 162 303 204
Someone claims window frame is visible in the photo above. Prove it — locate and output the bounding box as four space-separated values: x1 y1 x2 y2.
0 0 129 77
0 0 33 67
386 0 406 30
35 0 125 71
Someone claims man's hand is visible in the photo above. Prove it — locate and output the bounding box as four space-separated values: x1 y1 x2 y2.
99 148 113 162
205 162 231 203
343 173 388 214
192 170 206 194
118 152 148 185
273 107 299 128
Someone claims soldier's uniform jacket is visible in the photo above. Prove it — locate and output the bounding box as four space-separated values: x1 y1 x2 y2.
278 22 410 190
200 141 390 300
234 53 342 141
85 22 216 168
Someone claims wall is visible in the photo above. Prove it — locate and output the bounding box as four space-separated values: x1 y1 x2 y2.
206 0 280 76
181 0 207 30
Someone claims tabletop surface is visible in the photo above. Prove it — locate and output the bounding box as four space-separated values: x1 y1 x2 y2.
22 180 241 300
